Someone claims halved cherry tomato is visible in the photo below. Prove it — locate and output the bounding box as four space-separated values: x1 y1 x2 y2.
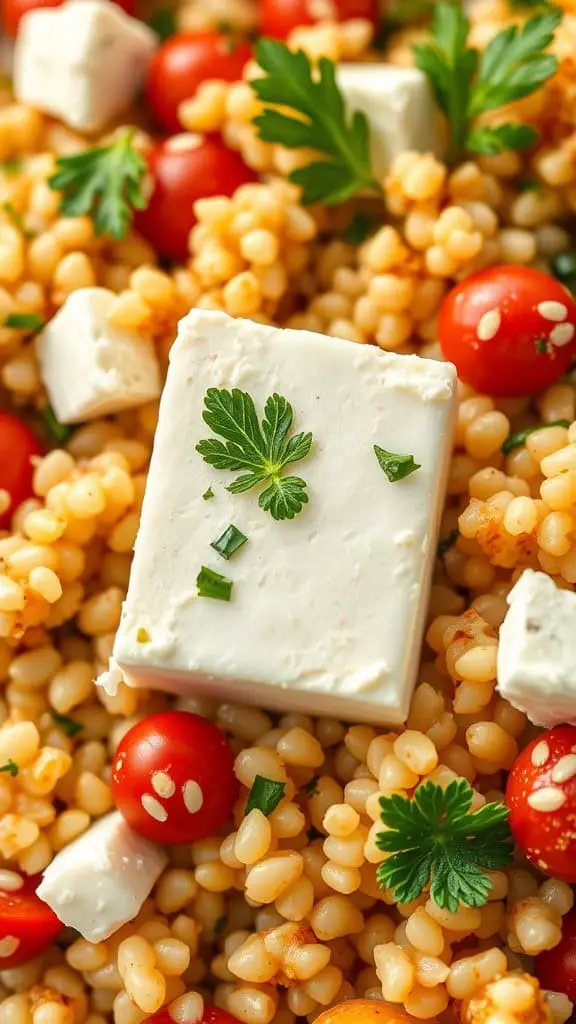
536 905 576 1001
316 1001 420 1024
438 265 576 398
0 411 42 529
134 134 256 263
111 711 238 844
2 0 135 36
143 1007 239 1024
146 32 252 134
0 873 63 967
259 0 380 40
505 725 576 881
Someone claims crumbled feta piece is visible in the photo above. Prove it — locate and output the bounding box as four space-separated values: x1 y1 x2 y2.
107 310 457 726
497 569 576 728
36 812 167 942
14 0 156 133
36 288 161 424
335 64 443 179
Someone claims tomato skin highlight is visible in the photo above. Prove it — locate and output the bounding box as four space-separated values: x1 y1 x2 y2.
143 1008 239 1024
0 411 42 529
259 0 379 40
111 710 238 844
0 874 64 967
2 0 135 35
505 725 576 882
536 905 576 1002
146 32 252 135
134 135 256 263
438 265 576 398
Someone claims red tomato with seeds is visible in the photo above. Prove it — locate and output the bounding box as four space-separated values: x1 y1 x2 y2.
259 0 380 40
0 873 63 967
134 134 256 263
0 411 42 529
144 1007 239 1024
536 905 576 1002
146 32 252 135
438 266 576 398
505 725 576 882
2 0 135 36
111 711 238 844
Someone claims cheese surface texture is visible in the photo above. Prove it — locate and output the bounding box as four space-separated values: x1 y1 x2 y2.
497 569 576 728
14 0 156 133
37 812 168 941
110 310 457 725
36 287 161 424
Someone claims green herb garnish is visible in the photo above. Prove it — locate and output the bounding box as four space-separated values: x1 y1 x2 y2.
211 524 248 560
374 445 421 483
551 251 576 297
214 915 228 934
0 759 19 778
197 566 233 602
43 404 73 445
535 337 549 353
502 419 571 454
414 5 561 162
197 388 313 522
48 130 148 240
3 313 44 332
344 211 376 245
50 710 84 737
250 39 380 204
376 779 514 911
148 6 177 40
203 487 215 501
304 775 320 796
1 159 22 176
1 201 34 238
438 528 459 558
245 775 286 817
516 176 542 192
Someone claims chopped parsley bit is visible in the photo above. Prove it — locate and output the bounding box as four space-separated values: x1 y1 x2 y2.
304 775 320 796
136 626 151 643
516 176 542 192
1 202 34 238
197 566 233 602
245 775 286 817
148 7 177 41
502 419 571 455
437 528 459 558
374 445 421 483
3 312 45 333
202 487 215 501
551 251 576 297
535 337 549 354
344 211 376 245
376 779 514 911
48 129 148 240
414 5 561 163
1 159 22 176
43 403 73 445
0 758 19 778
214 915 228 934
197 388 313 522
211 524 248 561
50 710 84 737
250 39 380 205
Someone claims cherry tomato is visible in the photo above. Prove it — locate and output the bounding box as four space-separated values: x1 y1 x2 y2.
146 32 252 135
316 1001 420 1024
143 1007 238 1024
536 905 576 1002
438 265 576 398
0 873 63 967
2 0 135 36
0 411 42 530
111 710 238 844
134 134 256 263
505 725 576 882
259 0 380 40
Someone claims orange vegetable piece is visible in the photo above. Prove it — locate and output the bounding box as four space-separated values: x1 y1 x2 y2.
316 1001 433 1024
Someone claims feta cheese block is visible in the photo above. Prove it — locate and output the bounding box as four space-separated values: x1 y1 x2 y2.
36 288 161 424
107 310 457 726
336 64 443 178
497 569 576 728
14 0 156 133
37 812 168 942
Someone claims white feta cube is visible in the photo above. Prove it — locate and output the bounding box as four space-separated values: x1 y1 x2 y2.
37 812 167 942
336 64 443 179
36 287 161 424
14 0 156 133
107 310 457 726
497 569 576 728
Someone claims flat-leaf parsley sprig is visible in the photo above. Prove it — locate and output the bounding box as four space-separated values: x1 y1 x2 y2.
376 778 514 912
250 38 380 205
414 4 561 162
48 129 148 239
196 388 313 521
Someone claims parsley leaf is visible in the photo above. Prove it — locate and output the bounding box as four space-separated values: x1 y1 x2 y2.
376 779 514 911
245 775 286 816
196 388 313 521
43 404 73 445
0 758 19 778
502 419 570 454
374 445 421 482
202 487 215 501
250 39 380 205
48 130 148 240
50 710 84 737
414 5 561 162
3 313 44 332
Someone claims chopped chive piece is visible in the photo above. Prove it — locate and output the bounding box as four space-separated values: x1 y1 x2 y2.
202 487 215 501
374 445 421 482
211 524 248 560
502 420 570 455
245 775 286 817
51 710 84 737
197 566 233 602
3 312 44 332
0 758 19 777
438 528 460 558
43 403 73 444
344 211 375 245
